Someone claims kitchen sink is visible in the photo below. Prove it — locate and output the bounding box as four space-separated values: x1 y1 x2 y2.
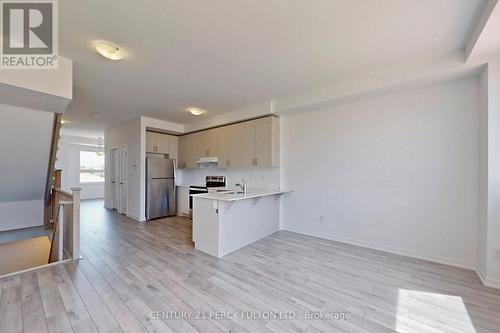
214 190 244 194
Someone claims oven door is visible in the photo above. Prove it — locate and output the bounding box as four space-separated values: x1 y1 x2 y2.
189 188 208 210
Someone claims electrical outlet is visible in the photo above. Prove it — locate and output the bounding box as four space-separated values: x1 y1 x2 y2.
494 249 500 260
319 215 324 223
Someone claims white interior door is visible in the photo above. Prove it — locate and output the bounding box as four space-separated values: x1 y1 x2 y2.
112 148 120 210
118 145 128 215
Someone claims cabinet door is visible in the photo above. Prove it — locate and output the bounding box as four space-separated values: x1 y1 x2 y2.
168 139 178 162
155 133 170 154
178 137 187 168
217 128 230 168
190 134 204 164
146 132 157 153
204 131 218 157
219 124 242 168
193 131 218 158
176 186 190 216
238 123 256 168
185 137 197 168
255 118 275 167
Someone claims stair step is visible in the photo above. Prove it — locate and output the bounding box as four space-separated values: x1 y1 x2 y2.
0 226 52 245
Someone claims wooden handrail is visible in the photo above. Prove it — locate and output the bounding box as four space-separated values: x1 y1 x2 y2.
44 113 63 207
48 203 62 262
53 187 73 197
47 170 63 225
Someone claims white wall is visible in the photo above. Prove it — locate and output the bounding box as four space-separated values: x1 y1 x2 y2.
484 59 500 286
0 104 53 232
56 141 104 200
478 68 489 277
105 117 183 221
0 200 44 232
0 104 53 202
280 77 479 269
105 118 142 220
178 168 280 189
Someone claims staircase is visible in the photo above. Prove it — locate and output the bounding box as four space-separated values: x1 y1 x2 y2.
0 226 52 275
0 109 80 277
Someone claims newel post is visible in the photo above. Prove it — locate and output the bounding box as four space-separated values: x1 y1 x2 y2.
71 186 82 260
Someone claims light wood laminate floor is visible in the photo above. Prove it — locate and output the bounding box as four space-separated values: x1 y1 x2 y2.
1 199 500 333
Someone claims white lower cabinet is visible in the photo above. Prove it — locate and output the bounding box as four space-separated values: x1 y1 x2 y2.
176 186 190 217
193 196 280 257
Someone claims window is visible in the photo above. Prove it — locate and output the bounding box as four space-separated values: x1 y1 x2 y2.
80 151 105 183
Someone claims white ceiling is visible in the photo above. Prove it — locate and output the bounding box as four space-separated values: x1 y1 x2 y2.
466 0 500 60
59 0 485 137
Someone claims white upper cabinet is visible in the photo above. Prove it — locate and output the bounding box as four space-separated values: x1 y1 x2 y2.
218 125 242 168
168 140 178 162
178 136 196 169
202 130 218 157
255 117 279 167
155 133 170 154
146 131 157 153
146 131 179 161
178 116 279 169
238 122 256 168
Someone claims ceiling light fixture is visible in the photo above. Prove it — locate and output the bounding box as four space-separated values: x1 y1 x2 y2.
93 40 126 60
90 112 99 119
187 107 206 116
96 137 104 156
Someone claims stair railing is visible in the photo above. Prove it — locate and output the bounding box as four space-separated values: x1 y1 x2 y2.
44 113 62 225
48 186 81 263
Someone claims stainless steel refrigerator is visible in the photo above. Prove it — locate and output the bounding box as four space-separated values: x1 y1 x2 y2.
146 157 176 220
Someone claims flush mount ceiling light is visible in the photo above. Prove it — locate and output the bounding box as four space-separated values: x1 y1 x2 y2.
187 107 206 116
90 112 99 119
92 40 126 60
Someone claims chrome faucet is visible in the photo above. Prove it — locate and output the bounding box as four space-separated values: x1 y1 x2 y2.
235 179 247 195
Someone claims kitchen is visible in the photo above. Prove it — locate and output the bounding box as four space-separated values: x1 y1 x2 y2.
141 115 290 257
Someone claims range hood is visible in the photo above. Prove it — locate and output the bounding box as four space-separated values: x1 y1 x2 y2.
196 157 218 164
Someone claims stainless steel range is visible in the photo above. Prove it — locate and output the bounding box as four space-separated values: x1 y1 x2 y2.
189 176 226 211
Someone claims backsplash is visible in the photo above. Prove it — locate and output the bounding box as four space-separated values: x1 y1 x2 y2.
177 168 280 189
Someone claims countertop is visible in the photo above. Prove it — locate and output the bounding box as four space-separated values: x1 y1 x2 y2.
191 188 292 202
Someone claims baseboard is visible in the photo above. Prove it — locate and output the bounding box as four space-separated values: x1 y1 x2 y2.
475 266 500 289
484 277 500 289
126 213 146 222
476 266 487 285
282 226 474 270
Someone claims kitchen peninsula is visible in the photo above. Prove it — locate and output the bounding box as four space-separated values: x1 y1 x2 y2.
192 189 291 257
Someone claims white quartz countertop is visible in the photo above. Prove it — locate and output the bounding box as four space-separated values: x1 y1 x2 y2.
191 188 292 202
